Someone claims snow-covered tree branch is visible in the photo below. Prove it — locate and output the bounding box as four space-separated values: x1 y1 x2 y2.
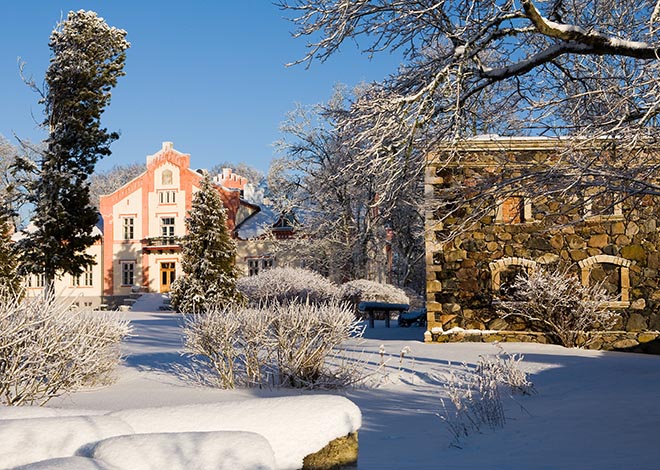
280 0 660 240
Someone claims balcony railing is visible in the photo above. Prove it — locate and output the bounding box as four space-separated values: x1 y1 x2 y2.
143 236 181 247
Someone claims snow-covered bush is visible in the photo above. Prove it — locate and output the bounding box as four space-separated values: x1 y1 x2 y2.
340 279 409 307
183 301 363 389
0 293 131 405
497 265 618 347
441 349 534 446
236 267 340 305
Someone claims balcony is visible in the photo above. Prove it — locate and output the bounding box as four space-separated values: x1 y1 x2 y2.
142 236 182 253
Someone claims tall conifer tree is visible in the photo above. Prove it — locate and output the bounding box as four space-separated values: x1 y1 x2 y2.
16 11 129 293
170 175 243 313
0 213 21 300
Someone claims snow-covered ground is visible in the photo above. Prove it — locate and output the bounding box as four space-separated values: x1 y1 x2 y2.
5 293 660 469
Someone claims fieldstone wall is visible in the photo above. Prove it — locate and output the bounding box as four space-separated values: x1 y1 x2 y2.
424 138 660 349
425 329 660 353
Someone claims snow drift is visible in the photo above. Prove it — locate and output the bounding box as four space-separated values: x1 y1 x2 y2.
0 395 361 470
89 431 276 470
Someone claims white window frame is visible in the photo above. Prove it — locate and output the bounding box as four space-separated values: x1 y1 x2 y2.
247 256 275 276
161 217 175 238
159 190 177 205
121 261 135 286
122 217 135 240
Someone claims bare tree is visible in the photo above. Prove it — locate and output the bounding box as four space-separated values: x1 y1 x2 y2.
0 136 41 226
88 163 145 209
272 86 424 287
279 0 660 237
209 162 264 186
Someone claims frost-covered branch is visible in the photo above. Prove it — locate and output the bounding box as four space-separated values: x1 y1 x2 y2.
280 0 660 240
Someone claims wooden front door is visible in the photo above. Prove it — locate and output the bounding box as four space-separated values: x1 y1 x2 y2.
160 262 176 293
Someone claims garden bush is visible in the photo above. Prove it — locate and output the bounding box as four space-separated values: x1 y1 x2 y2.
0 293 131 405
182 300 363 389
441 347 535 446
236 267 340 305
497 264 617 347
339 279 409 307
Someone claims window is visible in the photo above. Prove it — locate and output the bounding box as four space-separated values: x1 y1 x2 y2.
495 196 532 224
84 269 93 287
489 257 537 300
121 262 135 286
159 191 177 204
34 274 45 288
247 256 275 276
584 186 622 219
162 169 173 185
578 255 631 308
123 217 134 240
248 259 260 276
498 265 527 299
161 217 175 238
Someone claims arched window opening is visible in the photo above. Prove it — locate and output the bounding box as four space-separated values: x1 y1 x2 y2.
578 255 632 308
489 257 537 301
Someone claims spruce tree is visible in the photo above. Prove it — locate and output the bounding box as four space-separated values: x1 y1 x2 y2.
16 11 129 293
0 213 21 301
170 175 243 313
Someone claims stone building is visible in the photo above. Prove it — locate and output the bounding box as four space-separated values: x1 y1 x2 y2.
424 137 660 350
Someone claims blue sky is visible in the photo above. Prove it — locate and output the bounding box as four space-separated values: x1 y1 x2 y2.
0 1 400 174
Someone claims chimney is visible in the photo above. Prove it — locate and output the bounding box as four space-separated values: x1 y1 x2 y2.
162 141 174 151
222 168 232 179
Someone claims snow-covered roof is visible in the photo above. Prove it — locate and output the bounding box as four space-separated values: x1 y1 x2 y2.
11 219 103 242
236 203 277 239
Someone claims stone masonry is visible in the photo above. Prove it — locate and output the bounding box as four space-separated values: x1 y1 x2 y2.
424 137 660 351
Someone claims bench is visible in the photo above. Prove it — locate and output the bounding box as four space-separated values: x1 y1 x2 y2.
398 308 427 327
358 302 410 328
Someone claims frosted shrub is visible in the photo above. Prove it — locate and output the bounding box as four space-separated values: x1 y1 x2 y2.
0 293 131 405
183 301 363 389
182 308 243 389
236 267 340 305
340 279 409 307
497 265 617 347
441 349 534 446
478 347 535 396
270 301 362 387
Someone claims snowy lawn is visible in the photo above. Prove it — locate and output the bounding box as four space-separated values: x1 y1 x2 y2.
3 293 660 469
